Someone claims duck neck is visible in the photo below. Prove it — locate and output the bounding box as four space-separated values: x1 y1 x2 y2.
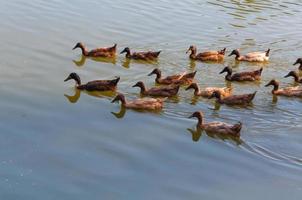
139 84 147 94
125 49 131 58
79 45 89 56
155 73 162 83
225 72 232 81
196 115 204 128
235 52 240 60
299 64 302 70
272 84 279 94
120 95 127 105
190 49 196 59
194 86 201 96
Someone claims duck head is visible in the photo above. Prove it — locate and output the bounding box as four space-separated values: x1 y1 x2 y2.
293 58 302 69
219 66 232 75
64 72 81 85
132 81 146 92
228 49 240 58
209 91 222 100
189 111 204 127
120 47 130 54
185 83 199 95
72 42 84 50
111 93 126 105
148 68 161 79
265 79 279 92
186 45 196 54
284 71 299 82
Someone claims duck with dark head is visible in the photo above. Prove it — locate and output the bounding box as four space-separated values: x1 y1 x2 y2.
219 66 263 81
189 111 242 137
148 68 196 85
186 45 226 62
132 81 180 97
209 90 256 106
284 71 302 83
64 72 120 91
72 42 117 58
120 47 161 61
293 58 302 70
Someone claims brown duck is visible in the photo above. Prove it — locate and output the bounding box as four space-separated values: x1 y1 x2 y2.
293 58 302 70
220 66 263 81
209 90 256 105
284 71 302 83
148 68 196 85
186 45 226 62
72 42 117 57
133 81 180 97
189 111 242 137
120 47 161 60
265 79 302 97
64 72 119 91
185 83 232 98
111 93 164 110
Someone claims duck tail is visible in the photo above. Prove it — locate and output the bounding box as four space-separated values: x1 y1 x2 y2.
250 91 257 100
184 71 197 79
220 48 226 55
155 51 161 57
258 67 263 75
266 48 270 57
111 76 120 85
232 121 242 134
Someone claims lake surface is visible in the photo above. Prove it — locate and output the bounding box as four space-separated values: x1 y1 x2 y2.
1 0 302 199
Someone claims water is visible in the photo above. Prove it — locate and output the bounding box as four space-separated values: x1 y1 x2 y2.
1 0 302 199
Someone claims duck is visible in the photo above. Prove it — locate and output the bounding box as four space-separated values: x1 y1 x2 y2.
64 72 120 91
132 81 180 97
293 58 302 70
189 111 242 137
284 71 302 83
120 47 161 60
72 42 116 57
186 45 226 62
265 79 302 97
228 49 270 62
209 90 256 105
148 68 197 85
185 83 232 98
219 66 263 81
111 93 164 110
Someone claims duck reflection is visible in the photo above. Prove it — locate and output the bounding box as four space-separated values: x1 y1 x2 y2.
64 88 116 104
121 58 159 68
186 127 243 145
111 106 127 119
73 55 116 67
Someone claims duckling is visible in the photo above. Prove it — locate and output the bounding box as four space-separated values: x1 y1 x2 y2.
132 81 180 97
293 58 302 70
186 45 226 62
265 79 302 97
209 90 256 105
185 83 232 98
64 72 120 91
228 49 270 62
189 111 242 137
120 47 161 61
111 93 164 110
72 42 116 57
284 71 302 83
148 68 197 85
220 66 263 81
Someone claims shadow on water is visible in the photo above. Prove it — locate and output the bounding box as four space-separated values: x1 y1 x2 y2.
111 105 162 119
121 58 159 68
186 127 243 145
73 55 117 67
64 88 117 104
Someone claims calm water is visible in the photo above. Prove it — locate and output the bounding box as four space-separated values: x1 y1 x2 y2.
1 0 302 199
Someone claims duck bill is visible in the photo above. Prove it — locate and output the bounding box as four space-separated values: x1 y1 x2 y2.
293 61 298 65
147 72 154 76
284 74 290 78
185 85 193 91
228 52 233 57
132 83 138 88
264 83 271 87
188 114 194 118
72 45 78 50
64 76 72 82
120 49 126 54
185 49 190 54
111 97 118 103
